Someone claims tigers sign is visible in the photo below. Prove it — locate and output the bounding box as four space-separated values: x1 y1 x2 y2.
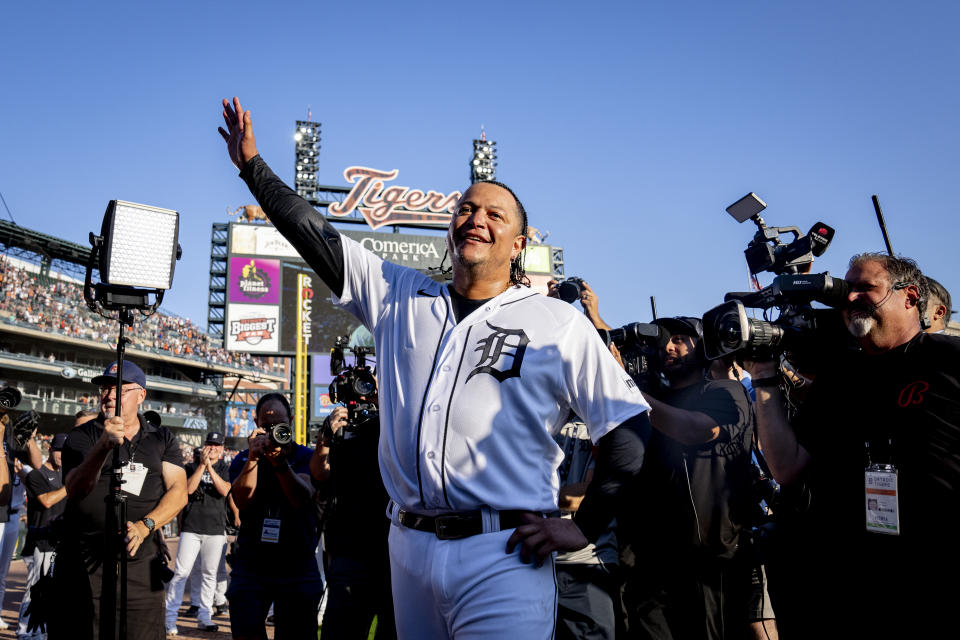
328 167 461 230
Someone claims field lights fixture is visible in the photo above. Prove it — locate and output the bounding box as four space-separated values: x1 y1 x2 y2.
470 136 497 184
295 119 322 203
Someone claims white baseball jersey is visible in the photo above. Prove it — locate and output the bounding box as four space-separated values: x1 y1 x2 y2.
335 235 650 515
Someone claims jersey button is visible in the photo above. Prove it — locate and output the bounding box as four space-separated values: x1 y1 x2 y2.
431 404 441 412
427 451 436 459
441 365 451 372
484 306 491 311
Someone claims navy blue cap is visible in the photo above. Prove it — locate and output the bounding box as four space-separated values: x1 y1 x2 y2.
51 433 69 450
91 361 147 389
205 431 224 445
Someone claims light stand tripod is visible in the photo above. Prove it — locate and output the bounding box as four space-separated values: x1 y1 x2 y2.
84 198 180 640
99 307 134 640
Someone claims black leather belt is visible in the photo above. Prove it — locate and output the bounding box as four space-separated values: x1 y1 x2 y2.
396 508 538 540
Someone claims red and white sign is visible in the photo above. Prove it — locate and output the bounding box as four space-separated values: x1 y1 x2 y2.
328 167 461 230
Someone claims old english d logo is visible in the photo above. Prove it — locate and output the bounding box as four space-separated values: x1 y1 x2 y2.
466 321 529 383
897 380 929 407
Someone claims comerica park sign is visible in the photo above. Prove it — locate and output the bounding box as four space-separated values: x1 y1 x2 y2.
328 167 462 230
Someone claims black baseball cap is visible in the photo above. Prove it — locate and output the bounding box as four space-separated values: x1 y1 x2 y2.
51 433 69 451
205 431 224 446
653 316 703 340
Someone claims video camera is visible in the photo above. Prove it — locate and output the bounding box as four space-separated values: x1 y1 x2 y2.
328 337 379 439
702 193 853 366
597 322 664 390
0 387 39 453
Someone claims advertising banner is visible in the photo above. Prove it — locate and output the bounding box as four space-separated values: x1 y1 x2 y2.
229 257 281 304
230 225 302 258
280 265 362 354
226 304 281 353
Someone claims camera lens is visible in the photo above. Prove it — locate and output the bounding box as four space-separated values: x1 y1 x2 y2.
557 279 583 304
0 387 22 409
718 317 743 349
269 423 293 446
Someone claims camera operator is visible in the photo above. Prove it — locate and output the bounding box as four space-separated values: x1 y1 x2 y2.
51 361 188 640
17 432 68 637
311 397 396 639
228 392 323 639
616 316 754 640
743 253 960 637
163 431 230 635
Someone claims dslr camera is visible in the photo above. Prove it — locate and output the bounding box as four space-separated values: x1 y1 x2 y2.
264 421 294 446
555 277 586 304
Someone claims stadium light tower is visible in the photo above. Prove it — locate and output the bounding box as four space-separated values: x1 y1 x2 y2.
294 111 321 204
470 127 497 184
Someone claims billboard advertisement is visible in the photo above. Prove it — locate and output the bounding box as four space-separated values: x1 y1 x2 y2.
226 304 281 352
229 257 281 304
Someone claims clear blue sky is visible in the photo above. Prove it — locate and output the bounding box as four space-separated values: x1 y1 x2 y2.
2 1 957 331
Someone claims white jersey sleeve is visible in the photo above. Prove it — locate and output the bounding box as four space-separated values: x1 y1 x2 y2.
333 234 429 332
558 312 651 444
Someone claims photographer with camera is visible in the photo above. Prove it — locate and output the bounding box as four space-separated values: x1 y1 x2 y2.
617 316 754 640
743 253 960 637
311 389 396 639
228 392 323 639
163 431 230 635
51 361 188 640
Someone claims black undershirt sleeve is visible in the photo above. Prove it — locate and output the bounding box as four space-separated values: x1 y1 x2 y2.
240 155 346 297
574 411 651 541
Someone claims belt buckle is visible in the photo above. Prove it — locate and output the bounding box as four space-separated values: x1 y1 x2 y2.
434 514 469 540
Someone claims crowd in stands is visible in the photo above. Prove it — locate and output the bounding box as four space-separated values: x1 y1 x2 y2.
0 258 283 374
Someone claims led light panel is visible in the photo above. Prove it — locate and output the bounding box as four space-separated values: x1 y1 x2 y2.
102 200 179 289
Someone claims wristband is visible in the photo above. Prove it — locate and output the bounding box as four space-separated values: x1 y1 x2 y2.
751 376 781 388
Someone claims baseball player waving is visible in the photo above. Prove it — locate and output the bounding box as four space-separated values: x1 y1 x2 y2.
220 97 652 639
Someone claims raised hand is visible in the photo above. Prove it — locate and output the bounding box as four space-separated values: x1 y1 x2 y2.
218 97 259 170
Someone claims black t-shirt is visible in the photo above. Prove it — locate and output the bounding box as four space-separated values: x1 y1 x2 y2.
768 332 960 635
60 415 183 562
323 420 390 557
229 444 320 579
25 464 64 553
627 377 754 559
789 332 960 569
181 459 229 536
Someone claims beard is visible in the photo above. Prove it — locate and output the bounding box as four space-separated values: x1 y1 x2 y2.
846 314 876 338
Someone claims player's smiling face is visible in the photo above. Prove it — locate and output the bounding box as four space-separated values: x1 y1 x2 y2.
447 182 525 274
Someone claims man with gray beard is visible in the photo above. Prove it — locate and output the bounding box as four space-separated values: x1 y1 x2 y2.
744 253 960 639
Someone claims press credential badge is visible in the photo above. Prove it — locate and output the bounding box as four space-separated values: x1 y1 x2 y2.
865 464 900 536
